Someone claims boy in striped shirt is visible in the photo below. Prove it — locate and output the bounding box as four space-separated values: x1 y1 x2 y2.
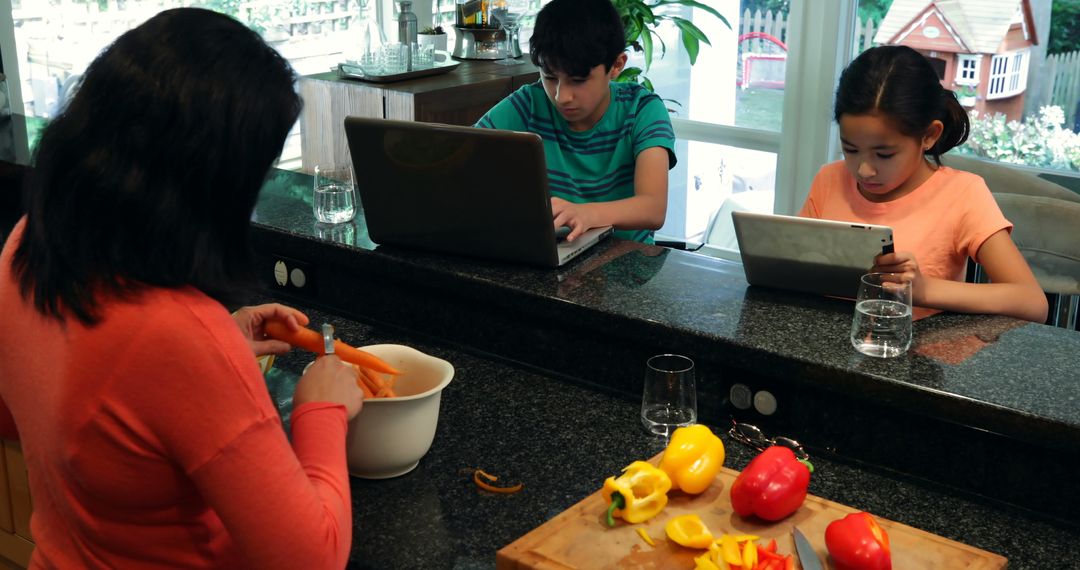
475 0 677 243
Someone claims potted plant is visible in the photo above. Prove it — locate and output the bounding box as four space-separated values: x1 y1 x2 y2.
418 25 448 52
611 0 730 93
956 85 977 107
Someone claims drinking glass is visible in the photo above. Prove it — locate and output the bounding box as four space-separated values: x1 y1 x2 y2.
313 164 357 224
490 0 531 66
850 272 913 358
640 354 697 438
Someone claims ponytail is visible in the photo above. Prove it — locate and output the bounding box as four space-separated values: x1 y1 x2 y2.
929 88 970 164
835 45 969 166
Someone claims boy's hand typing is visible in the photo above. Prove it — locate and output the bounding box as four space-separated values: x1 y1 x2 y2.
872 251 926 304
551 197 602 242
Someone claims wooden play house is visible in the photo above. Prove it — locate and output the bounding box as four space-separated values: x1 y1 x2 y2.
874 0 1037 121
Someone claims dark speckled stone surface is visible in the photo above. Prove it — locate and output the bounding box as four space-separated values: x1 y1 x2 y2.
250 301 1080 570
250 168 1080 525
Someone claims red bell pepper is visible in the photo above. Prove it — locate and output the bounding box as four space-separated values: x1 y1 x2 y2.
729 446 812 521
825 511 892 570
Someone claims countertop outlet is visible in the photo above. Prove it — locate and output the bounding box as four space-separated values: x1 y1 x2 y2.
267 255 316 299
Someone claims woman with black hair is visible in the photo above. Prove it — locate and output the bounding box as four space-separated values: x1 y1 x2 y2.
0 8 361 568
800 45 1047 323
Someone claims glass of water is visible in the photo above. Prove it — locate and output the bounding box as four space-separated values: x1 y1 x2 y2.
850 273 913 358
640 354 697 438
313 164 357 224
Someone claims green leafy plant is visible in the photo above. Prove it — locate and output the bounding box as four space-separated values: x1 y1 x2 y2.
420 25 445 34
956 85 977 99
611 0 730 92
960 106 1080 172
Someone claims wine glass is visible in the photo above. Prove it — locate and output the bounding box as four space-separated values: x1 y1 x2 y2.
490 0 531 66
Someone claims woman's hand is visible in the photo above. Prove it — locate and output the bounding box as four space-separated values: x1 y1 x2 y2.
295 356 364 420
872 251 926 305
551 197 601 242
233 303 310 357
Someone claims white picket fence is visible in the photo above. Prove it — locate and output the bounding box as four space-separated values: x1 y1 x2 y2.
1038 50 1080 127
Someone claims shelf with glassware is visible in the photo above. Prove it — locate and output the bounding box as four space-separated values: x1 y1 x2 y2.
298 60 537 172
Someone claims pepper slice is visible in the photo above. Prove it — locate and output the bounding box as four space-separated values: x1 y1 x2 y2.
602 460 672 526
473 469 524 494
665 514 714 548
658 424 726 495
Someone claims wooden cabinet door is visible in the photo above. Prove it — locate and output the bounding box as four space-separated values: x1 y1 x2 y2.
0 441 33 568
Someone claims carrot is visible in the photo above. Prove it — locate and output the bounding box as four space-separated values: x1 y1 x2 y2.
264 320 400 375
355 375 375 398
357 366 397 398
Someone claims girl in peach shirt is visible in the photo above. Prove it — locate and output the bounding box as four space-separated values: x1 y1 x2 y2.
800 45 1047 323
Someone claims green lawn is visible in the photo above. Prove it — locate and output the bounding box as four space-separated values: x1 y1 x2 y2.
734 87 785 132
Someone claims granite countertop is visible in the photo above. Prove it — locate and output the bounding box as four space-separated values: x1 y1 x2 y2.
252 168 1080 447
249 168 1080 524
257 301 1080 570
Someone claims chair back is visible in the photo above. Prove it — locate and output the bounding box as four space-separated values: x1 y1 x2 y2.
941 154 1080 205
995 192 1080 329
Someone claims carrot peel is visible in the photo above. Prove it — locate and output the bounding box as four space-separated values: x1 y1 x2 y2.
473 469 523 494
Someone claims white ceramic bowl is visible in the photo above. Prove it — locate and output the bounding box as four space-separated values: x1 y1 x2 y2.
309 344 454 479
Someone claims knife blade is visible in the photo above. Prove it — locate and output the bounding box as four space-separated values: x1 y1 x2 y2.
321 323 335 356
792 527 824 570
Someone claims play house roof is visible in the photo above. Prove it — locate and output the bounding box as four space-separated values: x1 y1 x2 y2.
874 0 1036 54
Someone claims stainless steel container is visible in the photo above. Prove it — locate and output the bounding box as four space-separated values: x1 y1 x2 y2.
452 25 519 60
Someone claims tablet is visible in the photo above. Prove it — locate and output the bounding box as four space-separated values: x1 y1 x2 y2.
731 211 893 298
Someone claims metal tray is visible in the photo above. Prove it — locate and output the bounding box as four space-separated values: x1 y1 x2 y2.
336 52 460 83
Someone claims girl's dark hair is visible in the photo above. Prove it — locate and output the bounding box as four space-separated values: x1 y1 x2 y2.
834 45 969 165
13 8 302 325
529 0 626 77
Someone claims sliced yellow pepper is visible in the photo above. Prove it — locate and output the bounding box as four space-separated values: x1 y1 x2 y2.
718 534 743 566
658 424 726 494
635 527 656 546
742 538 758 569
694 552 723 570
602 461 672 526
665 514 715 549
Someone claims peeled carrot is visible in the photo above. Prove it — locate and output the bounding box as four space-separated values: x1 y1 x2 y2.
355 365 393 398
355 375 376 398
264 320 400 375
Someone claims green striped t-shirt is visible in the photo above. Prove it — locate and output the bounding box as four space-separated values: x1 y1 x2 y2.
475 81 677 243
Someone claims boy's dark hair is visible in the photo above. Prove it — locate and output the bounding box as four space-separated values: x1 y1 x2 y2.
13 8 303 325
529 0 626 76
834 45 969 165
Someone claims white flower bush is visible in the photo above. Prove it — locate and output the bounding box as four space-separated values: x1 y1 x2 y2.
960 106 1080 172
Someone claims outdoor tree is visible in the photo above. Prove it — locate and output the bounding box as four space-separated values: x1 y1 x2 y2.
1049 0 1080 54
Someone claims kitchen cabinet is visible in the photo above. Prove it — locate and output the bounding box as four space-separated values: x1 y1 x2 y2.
0 441 32 569
297 59 539 172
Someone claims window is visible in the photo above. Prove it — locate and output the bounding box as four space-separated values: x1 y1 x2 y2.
987 49 1028 99
955 54 979 85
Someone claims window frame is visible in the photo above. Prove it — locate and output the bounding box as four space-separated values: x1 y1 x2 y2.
987 49 1029 99
955 53 980 86
689 0 857 260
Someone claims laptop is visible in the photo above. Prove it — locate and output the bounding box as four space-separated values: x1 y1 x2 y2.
343 117 613 268
731 211 893 298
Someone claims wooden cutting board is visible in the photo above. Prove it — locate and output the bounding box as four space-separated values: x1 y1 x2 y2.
497 463 1007 569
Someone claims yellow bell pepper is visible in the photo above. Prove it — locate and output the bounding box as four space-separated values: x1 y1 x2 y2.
658 424 725 494
602 461 672 526
665 514 714 549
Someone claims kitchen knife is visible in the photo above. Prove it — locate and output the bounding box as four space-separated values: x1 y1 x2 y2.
792 527 824 570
